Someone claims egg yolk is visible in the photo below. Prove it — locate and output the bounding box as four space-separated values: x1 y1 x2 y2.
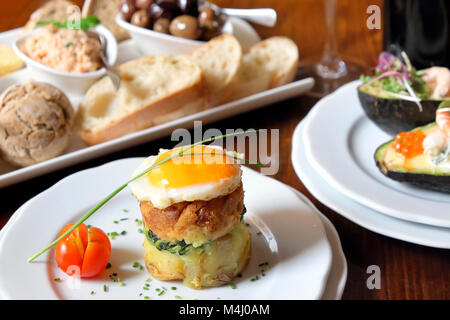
147 146 239 189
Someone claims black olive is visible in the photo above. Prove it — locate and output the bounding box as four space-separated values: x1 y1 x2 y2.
119 0 136 21
149 1 180 21
176 0 198 16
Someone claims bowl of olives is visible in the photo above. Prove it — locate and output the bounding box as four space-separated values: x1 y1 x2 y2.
116 0 231 55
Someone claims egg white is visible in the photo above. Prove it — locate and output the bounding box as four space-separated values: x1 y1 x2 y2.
129 147 242 209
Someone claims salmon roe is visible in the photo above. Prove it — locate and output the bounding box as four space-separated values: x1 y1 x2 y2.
394 131 426 158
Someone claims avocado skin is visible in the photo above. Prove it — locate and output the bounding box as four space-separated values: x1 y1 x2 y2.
375 160 450 193
374 124 450 194
358 88 441 136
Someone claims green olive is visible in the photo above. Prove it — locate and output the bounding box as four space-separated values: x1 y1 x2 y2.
130 9 151 28
153 18 170 34
169 15 201 40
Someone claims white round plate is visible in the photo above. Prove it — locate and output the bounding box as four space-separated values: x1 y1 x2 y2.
293 118 450 249
0 184 347 300
0 159 332 300
303 81 450 228
291 189 347 299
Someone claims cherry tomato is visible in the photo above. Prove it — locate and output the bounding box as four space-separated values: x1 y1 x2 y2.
55 223 111 278
394 131 426 158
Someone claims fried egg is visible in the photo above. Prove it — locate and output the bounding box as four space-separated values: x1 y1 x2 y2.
130 145 242 209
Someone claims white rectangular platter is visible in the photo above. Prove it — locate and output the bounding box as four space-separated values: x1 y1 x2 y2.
0 28 314 188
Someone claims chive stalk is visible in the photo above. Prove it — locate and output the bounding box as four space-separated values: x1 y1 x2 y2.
27 129 262 262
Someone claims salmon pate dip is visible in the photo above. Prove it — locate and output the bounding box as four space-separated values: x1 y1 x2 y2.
21 25 102 73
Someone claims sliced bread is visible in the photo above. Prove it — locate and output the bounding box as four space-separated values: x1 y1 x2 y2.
77 55 205 145
188 34 242 107
227 36 299 101
82 0 130 42
24 0 76 32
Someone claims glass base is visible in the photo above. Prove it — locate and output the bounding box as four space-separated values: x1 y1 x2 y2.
316 59 348 79
296 59 367 98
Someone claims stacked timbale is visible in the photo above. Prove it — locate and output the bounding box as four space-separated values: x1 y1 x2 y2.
130 145 250 289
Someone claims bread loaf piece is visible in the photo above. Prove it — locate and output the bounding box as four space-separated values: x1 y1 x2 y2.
82 0 130 42
227 37 299 102
24 0 76 32
77 55 205 145
188 34 242 107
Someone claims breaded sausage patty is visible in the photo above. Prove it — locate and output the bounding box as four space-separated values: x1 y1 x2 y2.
140 184 244 246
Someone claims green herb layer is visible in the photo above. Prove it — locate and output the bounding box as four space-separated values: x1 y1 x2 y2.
144 206 247 255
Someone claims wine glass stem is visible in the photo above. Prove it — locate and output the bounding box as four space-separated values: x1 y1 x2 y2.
323 0 338 60
317 0 347 79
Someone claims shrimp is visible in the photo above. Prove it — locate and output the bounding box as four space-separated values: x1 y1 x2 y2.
436 106 450 137
423 127 448 156
423 105 450 155
422 67 450 99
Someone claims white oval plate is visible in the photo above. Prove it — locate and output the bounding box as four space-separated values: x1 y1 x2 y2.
293 118 450 248
0 159 332 300
303 81 450 228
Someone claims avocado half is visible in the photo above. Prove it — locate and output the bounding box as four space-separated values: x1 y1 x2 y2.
374 123 450 193
358 87 442 136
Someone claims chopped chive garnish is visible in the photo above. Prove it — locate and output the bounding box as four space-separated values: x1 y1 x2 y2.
87 225 92 228
250 275 260 282
143 287 149 290
175 295 182 299
53 278 61 282
158 290 165 296
119 282 125 287
90 291 95 295
155 288 161 292
144 296 149 300
123 209 129 213
65 42 73 48
230 283 236 289
120 218 129 221
171 286 176 290
138 228 144 234
145 278 151 282
121 230 126 235
113 221 118 224
103 285 108 292
27 129 262 263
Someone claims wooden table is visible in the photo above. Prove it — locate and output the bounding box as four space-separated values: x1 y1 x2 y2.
0 0 449 300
